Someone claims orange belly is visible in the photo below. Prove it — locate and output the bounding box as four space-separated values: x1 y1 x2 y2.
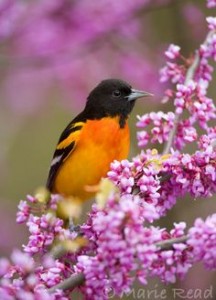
54 117 130 200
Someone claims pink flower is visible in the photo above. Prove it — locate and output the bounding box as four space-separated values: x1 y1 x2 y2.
137 131 150 147
206 0 216 8
160 62 184 83
11 250 34 273
188 214 216 269
165 44 181 60
24 213 63 255
16 200 31 223
206 16 216 30
136 112 175 146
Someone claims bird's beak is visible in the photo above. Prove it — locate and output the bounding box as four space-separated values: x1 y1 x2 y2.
127 89 153 101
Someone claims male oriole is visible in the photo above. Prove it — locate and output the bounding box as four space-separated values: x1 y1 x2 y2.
46 79 152 201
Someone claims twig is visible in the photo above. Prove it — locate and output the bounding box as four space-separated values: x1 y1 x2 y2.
162 30 215 155
155 235 188 250
48 235 188 294
48 273 85 293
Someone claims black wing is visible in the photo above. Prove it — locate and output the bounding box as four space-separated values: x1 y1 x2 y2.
46 119 85 191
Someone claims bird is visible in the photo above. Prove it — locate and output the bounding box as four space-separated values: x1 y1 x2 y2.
46 78 152 202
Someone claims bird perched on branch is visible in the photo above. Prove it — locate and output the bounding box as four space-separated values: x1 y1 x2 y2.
46 79 152 203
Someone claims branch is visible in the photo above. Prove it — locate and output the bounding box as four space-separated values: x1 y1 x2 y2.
48 273 85 293
155 235 188 250
48 235 188 294
162 30 215 155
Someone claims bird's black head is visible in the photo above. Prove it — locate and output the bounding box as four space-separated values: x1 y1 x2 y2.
83 79 152 127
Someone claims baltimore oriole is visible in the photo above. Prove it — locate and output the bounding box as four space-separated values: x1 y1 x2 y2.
46 79 152 201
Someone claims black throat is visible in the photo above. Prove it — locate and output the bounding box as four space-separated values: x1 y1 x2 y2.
74 103 129 128
118 113 128 128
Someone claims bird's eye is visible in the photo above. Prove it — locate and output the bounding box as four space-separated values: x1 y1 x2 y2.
112 90 121 98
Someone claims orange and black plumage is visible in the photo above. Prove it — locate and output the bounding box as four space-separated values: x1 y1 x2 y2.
46 79 151 201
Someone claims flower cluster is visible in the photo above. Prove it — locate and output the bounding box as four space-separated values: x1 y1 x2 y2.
158 143 216 214
188 214 216 269
138 19 216 151
108 142 216 217
137 112 175 146
1 187 216 300
23 213 63 255
0 249 68 299
76 197 190 299
0 194 83 298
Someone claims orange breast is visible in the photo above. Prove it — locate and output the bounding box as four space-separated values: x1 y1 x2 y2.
54 117 130 200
